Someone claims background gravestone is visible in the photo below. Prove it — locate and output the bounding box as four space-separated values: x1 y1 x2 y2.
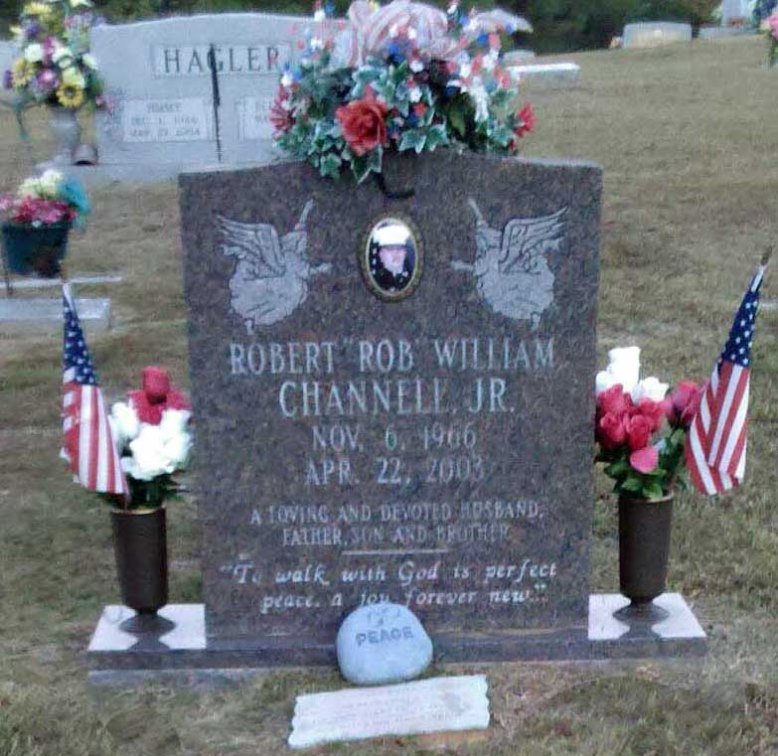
623 22 692 49
0 41 16 80
179 152 602 661
90 14 308 181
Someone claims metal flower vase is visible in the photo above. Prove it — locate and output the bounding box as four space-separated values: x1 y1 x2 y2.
617 495 673 621
111 507 169 627
48 106 82 166
1 222 70 277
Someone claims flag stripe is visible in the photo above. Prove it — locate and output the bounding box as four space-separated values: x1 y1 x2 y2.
685 264 764 496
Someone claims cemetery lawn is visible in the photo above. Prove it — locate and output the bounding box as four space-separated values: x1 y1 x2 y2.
1 35 776 755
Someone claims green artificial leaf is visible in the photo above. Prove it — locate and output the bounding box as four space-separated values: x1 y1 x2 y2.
644 481 665 501
425 124 449 150
319 153 342 178
604 459 630 478
621 475 643 493
399 129 426 153
448 100 467 138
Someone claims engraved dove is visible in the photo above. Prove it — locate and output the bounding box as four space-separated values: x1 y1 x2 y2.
217 200 331 332
451 199 567 330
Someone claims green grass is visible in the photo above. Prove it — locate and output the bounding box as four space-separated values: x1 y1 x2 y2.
1 36 777 754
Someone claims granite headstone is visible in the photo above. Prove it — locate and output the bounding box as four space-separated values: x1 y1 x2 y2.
179 151 602 662
90 14 309 181
623 22 692 48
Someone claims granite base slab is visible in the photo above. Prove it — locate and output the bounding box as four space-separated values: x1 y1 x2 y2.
0 297 111 334
87 594 706 684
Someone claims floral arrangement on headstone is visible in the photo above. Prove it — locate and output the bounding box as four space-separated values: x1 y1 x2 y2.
109 367 192 510
272 0 535 182
0 169 90 276
594 346 704 502
3 0 106 110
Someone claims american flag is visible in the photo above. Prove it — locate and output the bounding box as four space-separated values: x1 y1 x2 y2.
61 284 128 497
685 262 768 495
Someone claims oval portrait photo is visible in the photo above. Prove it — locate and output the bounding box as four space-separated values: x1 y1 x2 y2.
361 216 423 301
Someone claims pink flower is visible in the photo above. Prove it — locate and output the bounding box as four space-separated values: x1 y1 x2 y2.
630 446 659 474
769 13 778 40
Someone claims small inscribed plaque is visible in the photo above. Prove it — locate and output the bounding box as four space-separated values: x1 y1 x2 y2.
288 674 490 749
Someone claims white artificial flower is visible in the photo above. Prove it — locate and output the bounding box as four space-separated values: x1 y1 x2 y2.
81 53 97 70
38 169 62 198
124 425 176 481
110 401 140 448
24 43 43 63
410 58 424 73
17 177 42 199
163 430 192 469
70 0 93 7
606 346 641 392
459 61 472 79
595 369 619 395
409 86 422 103
280 71 293 88
631 376 669 404
159 408 191 439
52 45 73 64
313 8 326 22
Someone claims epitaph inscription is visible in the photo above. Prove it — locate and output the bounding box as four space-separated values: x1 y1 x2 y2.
180 152 601 653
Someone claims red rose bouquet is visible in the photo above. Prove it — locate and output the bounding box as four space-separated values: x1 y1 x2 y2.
595 346 704 501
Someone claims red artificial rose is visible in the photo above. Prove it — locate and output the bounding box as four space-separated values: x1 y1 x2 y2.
128 366 190 425
597 412 627 450
636 398 665 433
669 380 703 428
514 103 536 138
625 414 652 452
630 445 659 474
597 384 631 418
336 90 389 156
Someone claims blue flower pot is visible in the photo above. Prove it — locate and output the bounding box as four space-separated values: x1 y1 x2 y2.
1 222 70 277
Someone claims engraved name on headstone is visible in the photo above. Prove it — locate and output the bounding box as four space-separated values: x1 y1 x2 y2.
179 152 602 661
90 14 306 178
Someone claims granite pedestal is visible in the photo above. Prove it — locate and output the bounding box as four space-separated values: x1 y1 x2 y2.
0 296 112 334
87 593 706 685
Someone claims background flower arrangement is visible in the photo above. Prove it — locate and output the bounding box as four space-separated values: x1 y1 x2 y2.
767 11 778 67
273 0 535 182
109 367 192 510
3 0 106 110
595 346 704 501
0 169 90 228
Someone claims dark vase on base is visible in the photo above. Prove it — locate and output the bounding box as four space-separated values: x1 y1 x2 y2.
1 222 70 277
111 507 169 631
617 495 673 622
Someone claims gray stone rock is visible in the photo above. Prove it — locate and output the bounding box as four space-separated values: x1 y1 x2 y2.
336 604 433 685
0 297 112 334
509 62 580 90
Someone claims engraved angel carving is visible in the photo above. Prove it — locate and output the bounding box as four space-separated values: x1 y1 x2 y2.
217 200 331 332
451 199 567 329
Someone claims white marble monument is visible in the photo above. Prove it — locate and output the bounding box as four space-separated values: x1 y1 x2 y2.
90 14 310 182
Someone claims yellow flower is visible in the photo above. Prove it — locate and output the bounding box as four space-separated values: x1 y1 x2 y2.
24 2 53 18
11 57 34 87
56 82 84 108
61 66 85 89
